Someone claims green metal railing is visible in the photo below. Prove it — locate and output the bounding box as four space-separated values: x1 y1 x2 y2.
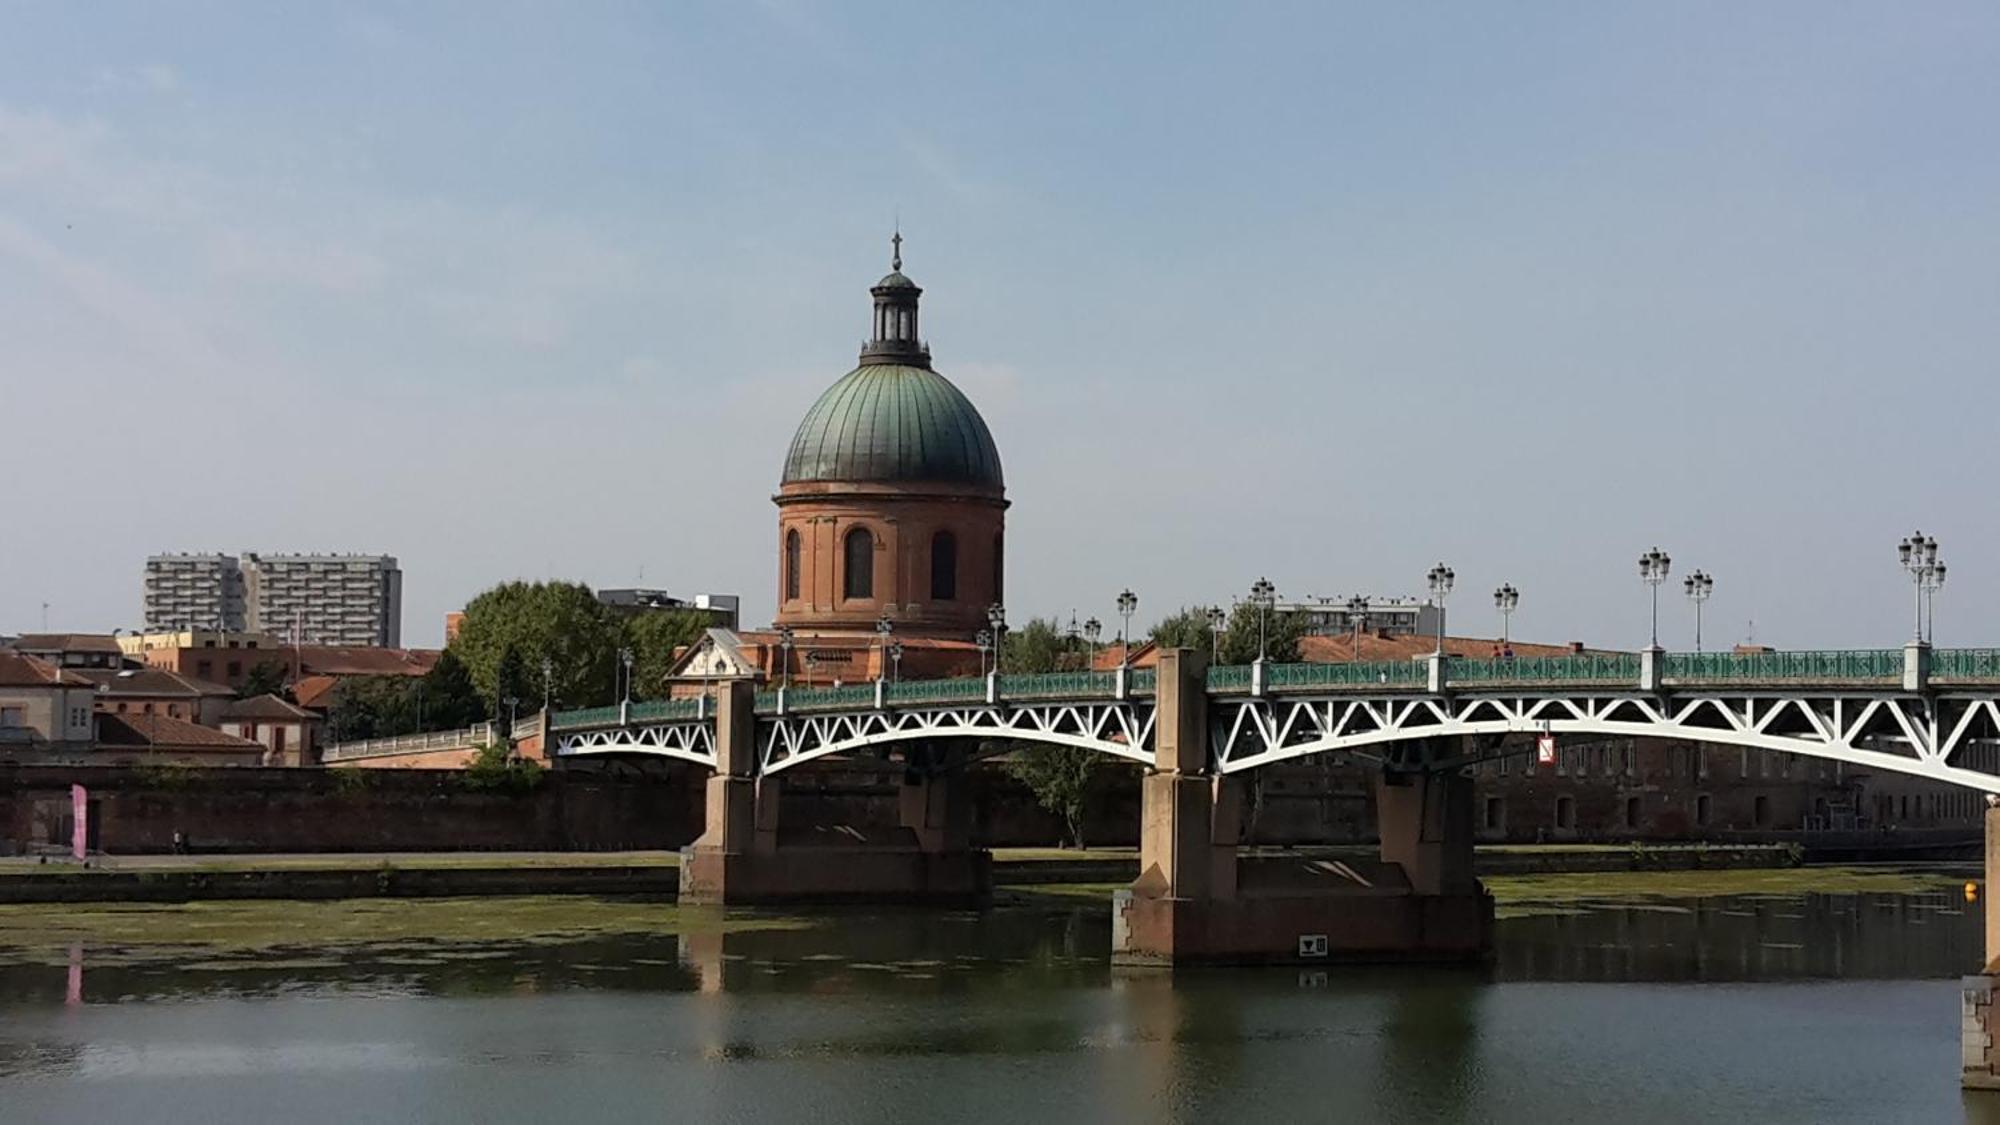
1206 665 1251 691
1130 668 1158 695
998 671 1118 698
1262 660 1427 690
782 684 878 711
1933 649 2000 680
885 677 990 706
1448 653 1640 684
548 704 624 731
628 698 705 722
1661 649 1901 681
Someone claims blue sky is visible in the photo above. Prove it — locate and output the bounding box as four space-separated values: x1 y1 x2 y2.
3 2 1997 649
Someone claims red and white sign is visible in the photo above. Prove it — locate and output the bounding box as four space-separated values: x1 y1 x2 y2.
1535 735 1557 766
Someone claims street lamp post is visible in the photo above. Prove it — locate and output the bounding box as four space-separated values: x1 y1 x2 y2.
889 640 904 684
987 604 1007 674
1493 584 1519 649
1638 547 1671 649
777 626 794 691
540 655 554 712
1900 532 1943 643
1682 571 1714 654
618 646 634 704
1249 578 1276 663
975 628 993 677
875 613 894 683
503 695 519 737
1115 589 1137 667
1206 605 1226 662
1925 563 1947 644
1426 563 1455 656
1346 595 1369 658
1083 617 1102 666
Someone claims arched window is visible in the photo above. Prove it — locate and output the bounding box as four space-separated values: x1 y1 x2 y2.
843 527 874 601
784 529 801 601
930 531 957 601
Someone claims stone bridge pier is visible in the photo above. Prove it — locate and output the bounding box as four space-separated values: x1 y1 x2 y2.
679 681 991 905
1963 805 2000 1089
1113 649 1493 966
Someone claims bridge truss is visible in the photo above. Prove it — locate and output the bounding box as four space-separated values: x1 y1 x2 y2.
552 684 2000 791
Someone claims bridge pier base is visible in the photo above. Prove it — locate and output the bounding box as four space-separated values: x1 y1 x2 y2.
1112 650 1492 967
679 683 989 906
1963 805 2000 1090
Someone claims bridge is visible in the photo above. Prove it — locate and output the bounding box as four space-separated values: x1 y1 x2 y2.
548 644 2000 792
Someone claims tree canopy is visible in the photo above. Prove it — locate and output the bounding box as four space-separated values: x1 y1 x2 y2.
1000 617 1091 674
1150 600 1306 665
623 610 711 701
449 581 623 710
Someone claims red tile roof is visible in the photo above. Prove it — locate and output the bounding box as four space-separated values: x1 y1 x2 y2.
0 650 91 688
294 646 439 677
71 667 234 698
96 712 264 752
1298 633 1600 663
221 694 318 722
11 633 124 654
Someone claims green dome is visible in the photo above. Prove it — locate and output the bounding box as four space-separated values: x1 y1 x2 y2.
782 363 1004 489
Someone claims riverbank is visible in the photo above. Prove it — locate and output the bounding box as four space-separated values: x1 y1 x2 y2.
0 843 1808 903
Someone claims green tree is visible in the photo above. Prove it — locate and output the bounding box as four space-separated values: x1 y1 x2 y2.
1149 605 1227 660
420 649 485 729
236 658 292 701
1001 617 1089 674
623 610 711 700
449 581 622 709
325 675 419 740
1007 745 1099 848
1213 599 1307 665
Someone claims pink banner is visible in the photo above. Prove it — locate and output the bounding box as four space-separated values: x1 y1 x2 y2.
70 783 87 860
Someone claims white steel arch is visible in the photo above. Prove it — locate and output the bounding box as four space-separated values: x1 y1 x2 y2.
1212 691 2000 792
759 700 1155 775
553 721 716 768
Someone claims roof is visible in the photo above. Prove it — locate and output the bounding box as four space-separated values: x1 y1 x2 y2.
222 694 318 721
1297 634 1608 663
294 646 439 677
0 650 92 688
96 712 265 751
1090 641 1159 671
11 633 123 655
781 363 1004 489
71 667 234 698
291 675 339 710
874 270 918 290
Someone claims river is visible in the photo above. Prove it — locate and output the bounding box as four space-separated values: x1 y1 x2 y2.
1 873 1995 1123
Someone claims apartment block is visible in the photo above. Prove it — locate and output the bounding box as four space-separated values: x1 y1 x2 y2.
141 553 403 648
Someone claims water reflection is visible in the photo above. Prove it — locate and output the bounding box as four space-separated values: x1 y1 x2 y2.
0 889 1991 1124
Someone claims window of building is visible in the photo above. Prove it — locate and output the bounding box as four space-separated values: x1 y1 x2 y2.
930 531 957 601
993 532 1004 602
1624 796 1642 829
0 706 22 728
1554 796 1575 831
1754 795 1772 827
1696 794 1712 827
1483 797 1505 832
227 661 242 679
842 527 874 601
142 703 154 714
784 530 801 601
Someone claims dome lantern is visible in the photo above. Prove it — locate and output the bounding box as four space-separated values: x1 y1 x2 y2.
859 229 930 368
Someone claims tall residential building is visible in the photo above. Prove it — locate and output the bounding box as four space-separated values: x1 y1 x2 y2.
141 553 402 647
143 554 248 632
242 553 403 647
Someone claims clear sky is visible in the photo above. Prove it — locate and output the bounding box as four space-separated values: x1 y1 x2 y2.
3 2 1997 650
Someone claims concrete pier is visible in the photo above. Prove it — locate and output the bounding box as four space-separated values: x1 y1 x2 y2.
678 681 990 905
1112 649 1492 966
1963 804 2000 1089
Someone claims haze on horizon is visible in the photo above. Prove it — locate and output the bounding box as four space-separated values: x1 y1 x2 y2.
2 3 1996 652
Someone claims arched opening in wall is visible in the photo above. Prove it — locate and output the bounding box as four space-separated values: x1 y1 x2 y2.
1813 796 1830 826
1753 794 1771 827
930 531 957 601
1483 796 1505 833
784 530 801 602
1554 795 1575 831
843 527 874 601
1695 793 1712 827
992 532 1004 602
1623 796 1642 830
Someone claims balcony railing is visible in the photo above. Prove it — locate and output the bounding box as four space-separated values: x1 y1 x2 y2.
1448 653 1641 684
322 722 496 761
1934 649 2000 681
